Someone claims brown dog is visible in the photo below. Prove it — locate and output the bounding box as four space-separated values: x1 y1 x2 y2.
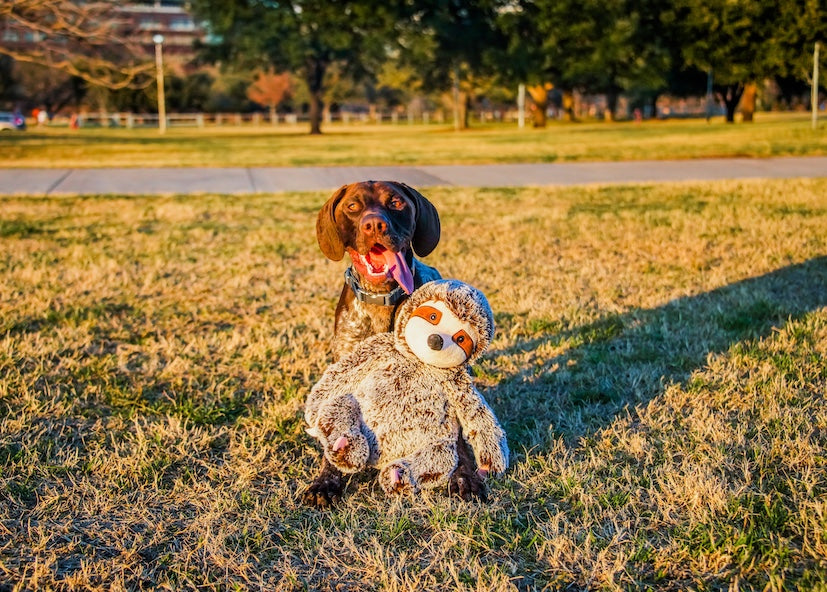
316 180 442 361
304 181 486 507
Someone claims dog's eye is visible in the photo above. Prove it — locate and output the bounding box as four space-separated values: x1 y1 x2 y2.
429 313 437 321
346 201 360 212
456 335 464 343
389 197 405 210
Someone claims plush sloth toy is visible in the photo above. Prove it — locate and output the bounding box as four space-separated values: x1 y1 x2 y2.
305 279 509 496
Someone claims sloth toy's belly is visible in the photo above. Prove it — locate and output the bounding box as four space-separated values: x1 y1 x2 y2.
357 363 458 461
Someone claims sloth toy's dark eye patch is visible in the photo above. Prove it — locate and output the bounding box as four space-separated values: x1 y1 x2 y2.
452 329 474 358
412 305 442 325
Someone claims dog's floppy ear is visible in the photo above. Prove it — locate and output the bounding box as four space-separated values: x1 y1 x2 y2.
316 185 348 261
390 182 441 257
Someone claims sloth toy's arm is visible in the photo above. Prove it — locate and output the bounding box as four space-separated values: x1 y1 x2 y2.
305 361 355 430
448 376 509 477
305 356 374 432
305 335 389 428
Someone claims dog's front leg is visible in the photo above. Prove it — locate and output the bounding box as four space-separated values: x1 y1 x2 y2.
447 427 488 501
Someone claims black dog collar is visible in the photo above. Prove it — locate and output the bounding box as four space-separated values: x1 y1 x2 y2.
344 266 408 307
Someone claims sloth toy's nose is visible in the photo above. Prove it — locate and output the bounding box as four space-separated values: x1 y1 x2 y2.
427 334 443 351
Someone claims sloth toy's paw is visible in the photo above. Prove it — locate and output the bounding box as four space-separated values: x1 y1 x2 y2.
379 461 417 495
326 432 369 473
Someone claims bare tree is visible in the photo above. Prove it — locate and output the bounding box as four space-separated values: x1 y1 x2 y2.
0 0 153 90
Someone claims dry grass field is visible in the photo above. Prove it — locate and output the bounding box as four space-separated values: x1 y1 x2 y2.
1 114 825 168
1 178 826 590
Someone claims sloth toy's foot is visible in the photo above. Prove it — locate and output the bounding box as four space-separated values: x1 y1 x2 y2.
379 461 416 495
301 457 345 508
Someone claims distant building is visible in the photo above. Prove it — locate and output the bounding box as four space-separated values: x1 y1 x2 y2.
117 1 204 58
1 1 204 61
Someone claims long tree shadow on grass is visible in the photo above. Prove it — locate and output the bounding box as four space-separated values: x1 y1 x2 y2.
486 256 827 449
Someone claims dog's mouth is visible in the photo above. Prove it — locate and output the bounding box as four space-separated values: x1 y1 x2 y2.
347 245 414 294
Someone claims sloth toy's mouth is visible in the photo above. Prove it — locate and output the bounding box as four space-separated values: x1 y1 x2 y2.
347 244 414 294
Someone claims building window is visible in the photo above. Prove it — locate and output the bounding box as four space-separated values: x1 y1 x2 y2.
139 18 163 30
170 17 194 31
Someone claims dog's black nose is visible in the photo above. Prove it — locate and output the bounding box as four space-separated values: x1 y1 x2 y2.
361 213 388 236
427 334 443 351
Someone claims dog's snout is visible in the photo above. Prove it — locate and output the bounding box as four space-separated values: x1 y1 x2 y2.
361 213 388 236
427 334 443 351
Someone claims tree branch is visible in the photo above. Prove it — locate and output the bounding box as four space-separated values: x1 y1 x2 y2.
0 0 154 89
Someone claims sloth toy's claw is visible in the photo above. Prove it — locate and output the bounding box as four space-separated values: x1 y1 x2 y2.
332 436 348 452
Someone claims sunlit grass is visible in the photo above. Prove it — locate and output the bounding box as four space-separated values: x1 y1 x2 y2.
1 112 825 168
1 178 826 589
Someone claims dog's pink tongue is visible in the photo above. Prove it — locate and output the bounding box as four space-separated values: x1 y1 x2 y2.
382 250 414 294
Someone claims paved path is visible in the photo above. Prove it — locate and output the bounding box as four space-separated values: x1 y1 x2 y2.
1 156 825 195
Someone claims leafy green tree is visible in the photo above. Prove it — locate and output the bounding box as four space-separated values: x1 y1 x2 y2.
374 61 424 110
499 0 672 122
190 0 399 134
0 56 19 108
397 0 504 129
770 0 826 99
168 72 215 113
14 61 87 115
108 71 215 113
674 0 769 122
674 0 825 122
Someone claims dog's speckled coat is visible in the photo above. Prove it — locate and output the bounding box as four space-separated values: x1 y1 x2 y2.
305 280 509 495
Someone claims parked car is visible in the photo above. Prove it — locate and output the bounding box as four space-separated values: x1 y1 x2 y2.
0 112 27 131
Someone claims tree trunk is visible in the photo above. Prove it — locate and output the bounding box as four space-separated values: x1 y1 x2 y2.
649 93 659 119
740 82 757 123
457 90 471 130
527 84 549 127
561 90 576 122
269 104 277 124
306 58 326 135
450 64 472 131
451 65 464 131
605 92 618 121
719 83 744 123
308 91 323 134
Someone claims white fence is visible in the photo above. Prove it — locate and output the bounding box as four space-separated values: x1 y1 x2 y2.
71 109 520 129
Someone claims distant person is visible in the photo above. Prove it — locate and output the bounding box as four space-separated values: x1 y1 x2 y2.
37 109 48 126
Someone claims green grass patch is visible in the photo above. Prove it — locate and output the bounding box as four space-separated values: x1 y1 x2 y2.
1 113 824 168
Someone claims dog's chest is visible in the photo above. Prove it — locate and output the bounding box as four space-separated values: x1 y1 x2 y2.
333 300 396 360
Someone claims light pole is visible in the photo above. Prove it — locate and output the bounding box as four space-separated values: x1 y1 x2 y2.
153 33 167 134
813 42 821 131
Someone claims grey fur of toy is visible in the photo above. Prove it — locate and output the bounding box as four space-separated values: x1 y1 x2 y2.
305 279 509 495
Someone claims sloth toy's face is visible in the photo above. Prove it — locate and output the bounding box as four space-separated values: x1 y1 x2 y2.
403 299 476 368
